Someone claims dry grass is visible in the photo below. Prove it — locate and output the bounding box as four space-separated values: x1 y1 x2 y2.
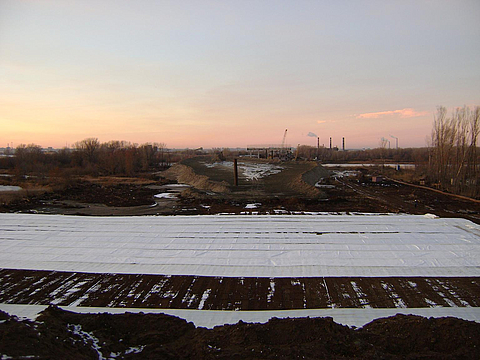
0 191 26 205
162 164 230 193
0 184 52 205
85 176 157 186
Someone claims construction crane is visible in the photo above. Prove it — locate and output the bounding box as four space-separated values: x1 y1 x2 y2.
281 129 288 149
279 129 289 160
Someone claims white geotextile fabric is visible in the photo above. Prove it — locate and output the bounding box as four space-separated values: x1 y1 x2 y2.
0 213 479 277
1 303 479 328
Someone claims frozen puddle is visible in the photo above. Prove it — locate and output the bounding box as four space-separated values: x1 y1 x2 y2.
0 185 22 192
0 213 479 277
152 183 191 201
154 193 178 200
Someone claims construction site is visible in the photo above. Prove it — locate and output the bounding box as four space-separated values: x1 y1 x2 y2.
1 146 479 359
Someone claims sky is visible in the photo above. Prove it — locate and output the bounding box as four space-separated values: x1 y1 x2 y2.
1 0 479 150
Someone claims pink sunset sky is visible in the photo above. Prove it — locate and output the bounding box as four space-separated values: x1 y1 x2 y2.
1 1 479 149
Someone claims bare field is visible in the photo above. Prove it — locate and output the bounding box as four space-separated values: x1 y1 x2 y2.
1 269 479 310
1 158 478 223
1 158 480 359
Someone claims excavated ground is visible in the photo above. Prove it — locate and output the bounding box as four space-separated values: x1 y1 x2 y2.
1 160 479 358
1 306 480 359
1 269 479 310
1 160 478 224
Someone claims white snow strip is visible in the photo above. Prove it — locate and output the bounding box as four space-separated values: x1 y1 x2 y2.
267 279 275 303
332 171 360 178
70 324 106 360
350 281 371 308
1 304 479 329
198 289 212 310
322 163 416 170
0 213 479 277
163 184 190 188
0 185 22 192
381 282 407 308
110 346 145 358
154 193 178 199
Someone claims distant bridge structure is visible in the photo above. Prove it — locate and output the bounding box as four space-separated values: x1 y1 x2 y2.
246 144 294 160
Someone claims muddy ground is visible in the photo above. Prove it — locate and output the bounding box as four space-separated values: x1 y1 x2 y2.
1 159 478 224
1 306 480 359
1 158 479 358
1 269 479 310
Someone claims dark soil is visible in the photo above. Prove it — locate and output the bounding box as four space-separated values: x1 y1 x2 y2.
50 181 160 207
1 160 478 223
1 306 479 359
0 178 174 216
1 269 479 310
333 176 480 224
1 161 479 358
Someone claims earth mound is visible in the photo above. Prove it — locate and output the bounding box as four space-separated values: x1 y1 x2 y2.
162 163 230 193
1 306 479 359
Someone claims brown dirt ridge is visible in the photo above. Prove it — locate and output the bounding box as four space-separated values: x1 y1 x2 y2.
1 306 479 359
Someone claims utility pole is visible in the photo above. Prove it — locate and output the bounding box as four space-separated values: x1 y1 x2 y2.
233 159 238 186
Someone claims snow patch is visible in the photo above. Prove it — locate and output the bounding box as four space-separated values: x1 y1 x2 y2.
267 279 275 303
0 185 22 192
350 281 371 308
154 193 178 199
201 161 283 181
381 282 407 308
425 298 440 307
198 289 212 310
332 171 359 178
69 324 106 360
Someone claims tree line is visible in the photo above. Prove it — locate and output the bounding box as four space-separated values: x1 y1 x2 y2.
2 106 479 198
0 138 170 178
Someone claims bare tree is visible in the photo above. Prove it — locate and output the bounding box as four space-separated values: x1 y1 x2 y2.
74 138 100 164
429 105 480 197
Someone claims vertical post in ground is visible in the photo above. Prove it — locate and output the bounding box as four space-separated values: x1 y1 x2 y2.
234 158 238 187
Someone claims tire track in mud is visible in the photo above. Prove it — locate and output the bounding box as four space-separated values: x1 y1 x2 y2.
1 269 479 310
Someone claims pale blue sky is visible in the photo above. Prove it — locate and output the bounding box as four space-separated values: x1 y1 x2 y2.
1 0 479 148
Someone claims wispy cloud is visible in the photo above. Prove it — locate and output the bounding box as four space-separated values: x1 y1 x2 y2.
307 132 317 137
317 120 336 124
356 108 428 119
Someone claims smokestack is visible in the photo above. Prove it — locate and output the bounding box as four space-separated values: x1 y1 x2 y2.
329 137 332 150
342 137 345 151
